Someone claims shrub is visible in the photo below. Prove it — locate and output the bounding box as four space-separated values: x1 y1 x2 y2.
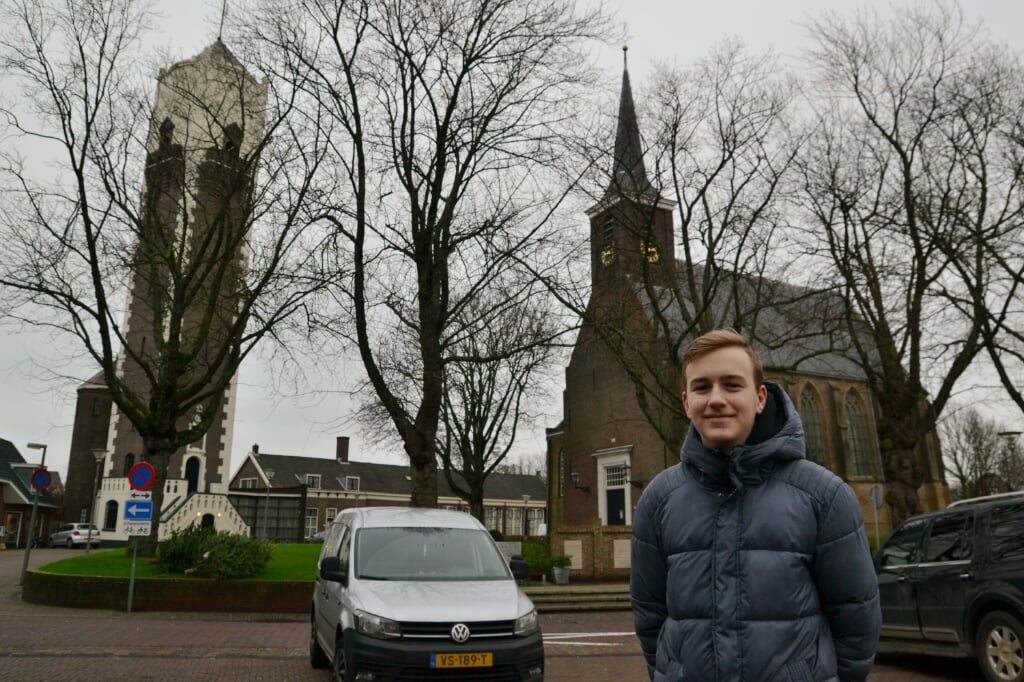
194 532 273 580
520 538 554 572
157 526 272 580
489 529 504 542
158 525 213 573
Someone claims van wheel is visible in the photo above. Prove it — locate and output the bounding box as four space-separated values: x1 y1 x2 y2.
310 612 329 669
331 631 350 682
977 610 1024 682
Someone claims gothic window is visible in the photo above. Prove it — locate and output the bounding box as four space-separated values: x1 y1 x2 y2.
799 388 826 466
845 393 872 476
122 452 135 477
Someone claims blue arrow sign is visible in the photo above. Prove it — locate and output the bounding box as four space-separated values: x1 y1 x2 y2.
124 500 153 521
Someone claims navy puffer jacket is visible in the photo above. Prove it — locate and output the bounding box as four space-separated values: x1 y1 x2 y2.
631 383 880 681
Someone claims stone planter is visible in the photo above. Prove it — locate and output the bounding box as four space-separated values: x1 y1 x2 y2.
551 566 570 584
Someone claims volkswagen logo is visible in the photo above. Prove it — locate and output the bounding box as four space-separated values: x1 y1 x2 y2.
450 623 471 643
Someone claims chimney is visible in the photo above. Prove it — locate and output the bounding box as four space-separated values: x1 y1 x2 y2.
252 443 259 455
336 436 349 464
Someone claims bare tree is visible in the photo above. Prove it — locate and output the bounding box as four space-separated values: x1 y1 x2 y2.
242 0 611 506
940 409 1024 499
436 286 561 521
797 2 1024 523
0 0 333 552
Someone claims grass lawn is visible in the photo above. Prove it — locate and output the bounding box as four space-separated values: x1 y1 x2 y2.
36 543 323 581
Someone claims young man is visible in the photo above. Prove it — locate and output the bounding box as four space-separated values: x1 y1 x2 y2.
631 329 880 681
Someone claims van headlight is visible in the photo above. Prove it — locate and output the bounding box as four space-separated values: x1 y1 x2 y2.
355 609 401 639
514 609 538 636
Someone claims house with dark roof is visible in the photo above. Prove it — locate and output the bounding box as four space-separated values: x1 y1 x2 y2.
545 56 948 580
228 437 548 542
0 439 62 549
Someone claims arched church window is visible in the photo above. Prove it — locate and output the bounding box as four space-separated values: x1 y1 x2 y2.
122 452 135 476
800 387 826 466
845 393 872 476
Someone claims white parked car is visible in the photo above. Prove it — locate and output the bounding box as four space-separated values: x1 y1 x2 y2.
310 506 543 681
48 523 101 548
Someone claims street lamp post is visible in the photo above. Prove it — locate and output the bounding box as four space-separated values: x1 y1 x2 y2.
87 449 106 555
19 442 47 585
262 468 275 540
522 494 530 537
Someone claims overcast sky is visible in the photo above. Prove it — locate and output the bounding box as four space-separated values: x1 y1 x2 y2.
3 0 1023 480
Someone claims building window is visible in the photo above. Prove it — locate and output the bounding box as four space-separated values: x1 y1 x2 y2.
605 464 627 487
103 500 119 531
507 508 523 536
484 506 501 531
345 476 360 491
92 398 101 416
601 214 614 247
304 508 318 538
122 452 135 477
845 394 872 476
306 474 321 489
239 477 257 489
325 508 337 524
799 388 826 466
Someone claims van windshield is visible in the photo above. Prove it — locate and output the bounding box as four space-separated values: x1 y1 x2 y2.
355 527 511 581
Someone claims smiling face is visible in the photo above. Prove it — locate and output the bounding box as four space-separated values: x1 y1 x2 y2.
682 345 768 455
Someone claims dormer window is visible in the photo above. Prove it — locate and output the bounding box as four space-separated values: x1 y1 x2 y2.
342 476 360 491
305 474 321 489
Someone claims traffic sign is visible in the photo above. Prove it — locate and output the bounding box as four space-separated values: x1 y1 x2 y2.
127 462 157 491
124 521 151 537
124 500 154 521
30 468 51 491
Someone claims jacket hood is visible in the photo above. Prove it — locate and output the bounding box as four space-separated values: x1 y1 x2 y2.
680 381 805 492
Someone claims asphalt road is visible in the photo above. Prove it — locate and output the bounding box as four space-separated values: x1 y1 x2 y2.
0 547 984 681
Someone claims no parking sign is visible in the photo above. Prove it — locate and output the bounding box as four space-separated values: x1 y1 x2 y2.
127 461 157 491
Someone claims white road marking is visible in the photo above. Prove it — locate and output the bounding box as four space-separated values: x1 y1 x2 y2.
543 631 636 647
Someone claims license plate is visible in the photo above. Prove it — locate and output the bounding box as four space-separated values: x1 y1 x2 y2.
430 652 493 668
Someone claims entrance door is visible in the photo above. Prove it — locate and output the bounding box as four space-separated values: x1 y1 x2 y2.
606 488 626 526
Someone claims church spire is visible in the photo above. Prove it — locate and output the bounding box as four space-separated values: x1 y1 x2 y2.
608 46 653 197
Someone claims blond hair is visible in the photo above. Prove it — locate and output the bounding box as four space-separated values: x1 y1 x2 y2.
682 328 765 385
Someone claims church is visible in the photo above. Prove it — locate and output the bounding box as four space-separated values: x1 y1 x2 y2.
545 54 950 580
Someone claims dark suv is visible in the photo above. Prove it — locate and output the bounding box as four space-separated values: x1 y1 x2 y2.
876 491 1024 682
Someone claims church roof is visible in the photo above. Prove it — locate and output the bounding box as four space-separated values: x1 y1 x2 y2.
635 264 868 381
606 48 656 199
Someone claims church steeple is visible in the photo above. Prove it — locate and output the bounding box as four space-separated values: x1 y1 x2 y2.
588 47 675 288
608 46 653 198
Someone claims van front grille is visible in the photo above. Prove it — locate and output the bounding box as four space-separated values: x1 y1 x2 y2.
399 620 517 640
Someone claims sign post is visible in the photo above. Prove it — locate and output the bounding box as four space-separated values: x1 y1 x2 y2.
868 484 884 552
125 462 156 612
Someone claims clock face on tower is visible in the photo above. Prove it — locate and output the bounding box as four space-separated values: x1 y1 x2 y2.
639 241 660 263
600 244 615 266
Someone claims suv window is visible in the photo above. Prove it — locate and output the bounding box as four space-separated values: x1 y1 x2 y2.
989 502 1024 562
921 511 973 563
879 518 928 567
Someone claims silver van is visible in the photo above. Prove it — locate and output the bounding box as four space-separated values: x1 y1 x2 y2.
310 506 544 681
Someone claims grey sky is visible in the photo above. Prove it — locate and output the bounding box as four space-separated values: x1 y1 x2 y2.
2 0 1022 481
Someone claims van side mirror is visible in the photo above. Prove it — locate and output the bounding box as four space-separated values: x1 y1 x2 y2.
509 554 528 581
319 555 347 585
